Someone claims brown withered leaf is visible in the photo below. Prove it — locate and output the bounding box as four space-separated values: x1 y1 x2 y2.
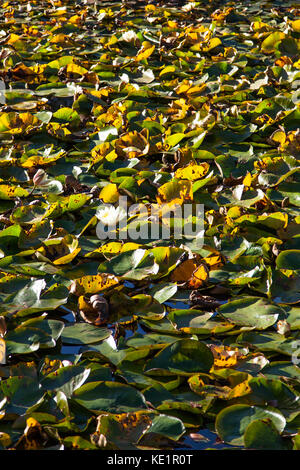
78 294 110 326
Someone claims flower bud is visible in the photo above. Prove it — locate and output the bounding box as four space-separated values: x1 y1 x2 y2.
33 169 47 186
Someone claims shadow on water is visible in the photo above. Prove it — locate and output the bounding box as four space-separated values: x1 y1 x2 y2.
178 429 235 450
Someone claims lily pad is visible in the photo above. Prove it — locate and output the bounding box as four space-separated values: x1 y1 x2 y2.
244 419 290 450
218 297 282 329
145 339 214 376
73 381 148 413
61 324 111 345
216 404 286 446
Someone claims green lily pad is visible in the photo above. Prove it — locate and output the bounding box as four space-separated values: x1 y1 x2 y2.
40 365 90 397
73 381 148 413
262 362 300 382
61 323 112 345
244 419 290 450
276 250 300 270
1 377 44 416
247 377 300 412
216 404 286 446
144 339 214 376
142 414 185 441
218 297 282 329
6 327 55 354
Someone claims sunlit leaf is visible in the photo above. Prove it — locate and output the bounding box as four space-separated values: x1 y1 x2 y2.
70 274 119 295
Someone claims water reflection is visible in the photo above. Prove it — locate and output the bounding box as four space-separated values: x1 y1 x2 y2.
178 429 234 450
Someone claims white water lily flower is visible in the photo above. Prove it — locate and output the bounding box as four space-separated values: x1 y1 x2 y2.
120 73 130 83
112 57 126 66
105 335 118 351
97 12 107 21
142 69 155 83
131 83 140 90
96 205 127 227
121 30 138 43
135 68 155 84
182 2 196 12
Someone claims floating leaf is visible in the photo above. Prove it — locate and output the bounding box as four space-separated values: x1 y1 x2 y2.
218 297 282 330
40 365 90 397
0 185 29 200
175 162 210 181
70 274 119 295
73 381 148 413
244 419 289 450
100 183 119 203
276 250 300 271
0 112 40 135
0 0 299 451
61 323 111 345
145 339 214 376
216 404 286 446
